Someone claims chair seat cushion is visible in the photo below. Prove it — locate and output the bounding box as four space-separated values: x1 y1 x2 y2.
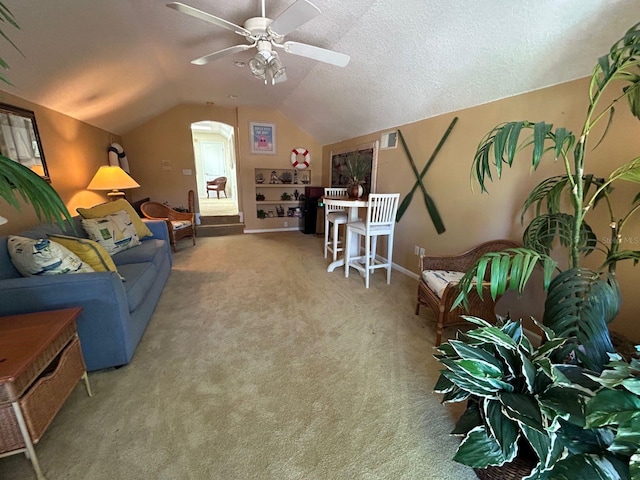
171 220 192 231
327 211 348 223
421 270 466 299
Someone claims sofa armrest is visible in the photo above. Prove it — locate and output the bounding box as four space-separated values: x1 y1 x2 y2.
143 219 170 243
0 272 133 370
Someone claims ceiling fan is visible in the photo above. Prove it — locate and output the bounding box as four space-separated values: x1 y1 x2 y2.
167 0 350 85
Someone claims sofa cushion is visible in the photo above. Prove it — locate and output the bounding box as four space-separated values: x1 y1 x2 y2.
117 262 158 312
81 210 141 255
77 199 152 239
49 234 119 274
7 235 95 276
111 239 168 267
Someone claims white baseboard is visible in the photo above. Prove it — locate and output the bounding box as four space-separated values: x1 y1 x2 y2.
244 227 302 233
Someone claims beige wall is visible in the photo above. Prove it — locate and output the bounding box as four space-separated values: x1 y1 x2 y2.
236 107 321 231
121 104 320 230
0 91 120 234
1 78 637 342
121 104 238 210
324 76 640 342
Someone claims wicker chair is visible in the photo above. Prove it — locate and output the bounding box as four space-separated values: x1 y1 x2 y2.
140 201 196 253
206 177 227 199
416 239 520 346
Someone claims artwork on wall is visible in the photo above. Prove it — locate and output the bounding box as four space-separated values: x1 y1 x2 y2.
0 102 49 181
249 121 276 154
330 141 379 195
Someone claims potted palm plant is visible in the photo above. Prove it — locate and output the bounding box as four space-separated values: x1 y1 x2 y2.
0 3 72 227
344 151 371 198
453 20 640 372
435 20 640 479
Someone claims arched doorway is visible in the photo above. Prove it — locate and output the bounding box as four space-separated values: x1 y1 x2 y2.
190 121 239 217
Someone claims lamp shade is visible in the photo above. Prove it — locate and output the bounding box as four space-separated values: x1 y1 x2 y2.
87 165 140 199
0 215 7 226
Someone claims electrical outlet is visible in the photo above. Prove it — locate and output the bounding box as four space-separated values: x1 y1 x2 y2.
414 245 419 256
419 247 425 256
284 221 288 227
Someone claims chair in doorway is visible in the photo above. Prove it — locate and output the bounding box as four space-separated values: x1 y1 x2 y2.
323 187 348 261
345 193 400 288
140 201 196 253
206 177 227 199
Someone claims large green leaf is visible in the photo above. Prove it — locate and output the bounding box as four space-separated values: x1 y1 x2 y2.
538 385 588 426
453 426 508 468
0 156 73 227
500 393 544 431
448 340 504 371
543 453 630 480
451 400 483 435
542 268 617 372
485 398 520 462
586 389 640 430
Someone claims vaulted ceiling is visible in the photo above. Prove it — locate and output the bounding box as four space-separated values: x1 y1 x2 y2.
3 0 639 144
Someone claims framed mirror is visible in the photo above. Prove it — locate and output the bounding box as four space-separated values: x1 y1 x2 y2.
0 102 50 182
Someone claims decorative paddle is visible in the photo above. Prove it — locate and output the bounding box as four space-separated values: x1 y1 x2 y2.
395 117 458 234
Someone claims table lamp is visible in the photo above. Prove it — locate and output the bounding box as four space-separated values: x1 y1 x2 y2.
87 166 140 200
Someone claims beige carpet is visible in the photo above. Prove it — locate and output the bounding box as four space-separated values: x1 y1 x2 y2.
0 233 476 480
198 197 239 216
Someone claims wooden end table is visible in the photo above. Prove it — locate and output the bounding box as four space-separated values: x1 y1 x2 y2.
0 307 92 479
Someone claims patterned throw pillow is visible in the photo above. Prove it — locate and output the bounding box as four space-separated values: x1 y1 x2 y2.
7 235 95 276
49 234 119 273
77 198 152 239
81 210 141 255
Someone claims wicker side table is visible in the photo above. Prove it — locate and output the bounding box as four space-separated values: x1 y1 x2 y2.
0 307 92 479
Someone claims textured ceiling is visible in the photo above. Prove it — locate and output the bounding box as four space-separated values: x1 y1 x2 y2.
2 0 639 144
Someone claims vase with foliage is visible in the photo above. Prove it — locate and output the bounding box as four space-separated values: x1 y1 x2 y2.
344 152 371 198
435 20 640 479
0 3 72 227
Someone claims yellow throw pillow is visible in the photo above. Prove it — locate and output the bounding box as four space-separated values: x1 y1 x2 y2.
77 198 152 239
49 234 119 273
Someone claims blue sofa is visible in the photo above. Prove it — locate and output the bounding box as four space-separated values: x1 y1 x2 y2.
0 216 172 371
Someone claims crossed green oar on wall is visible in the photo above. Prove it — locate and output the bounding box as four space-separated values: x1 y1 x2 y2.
395 116 458 234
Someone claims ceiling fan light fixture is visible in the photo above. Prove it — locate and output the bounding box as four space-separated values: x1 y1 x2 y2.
267 51 285 82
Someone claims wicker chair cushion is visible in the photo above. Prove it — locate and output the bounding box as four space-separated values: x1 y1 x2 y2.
170 220 192 230
421 270 466 298
7 235 95 276
81 210 141 255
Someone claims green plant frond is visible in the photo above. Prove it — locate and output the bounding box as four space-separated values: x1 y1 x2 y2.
471 121 574 194
453 248 555 310
522 176 570 221
542 268 618 372
608 156 640 184
624 80 640 120
523 213 573 255
0 156 73 227
602 249 640 269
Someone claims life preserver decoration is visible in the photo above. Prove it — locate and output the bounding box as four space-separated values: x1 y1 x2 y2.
290 148 311 169
108 142 130 173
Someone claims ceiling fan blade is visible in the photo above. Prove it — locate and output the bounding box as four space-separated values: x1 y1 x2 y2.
268 0 320 37
284 41 350 67
191 44 252 65
167 2 251 37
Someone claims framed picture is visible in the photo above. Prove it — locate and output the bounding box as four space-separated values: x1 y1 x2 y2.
249 121 276 154
0 102 50 182
330 142 379 195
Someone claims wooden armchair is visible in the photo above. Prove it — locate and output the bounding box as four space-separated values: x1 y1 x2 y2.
206 177 227 199
140 201 196 253
416 239 520 346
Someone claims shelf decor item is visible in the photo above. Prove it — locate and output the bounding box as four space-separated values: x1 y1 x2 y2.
256 192 265 201
281 192 292 201
279 172 292 184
